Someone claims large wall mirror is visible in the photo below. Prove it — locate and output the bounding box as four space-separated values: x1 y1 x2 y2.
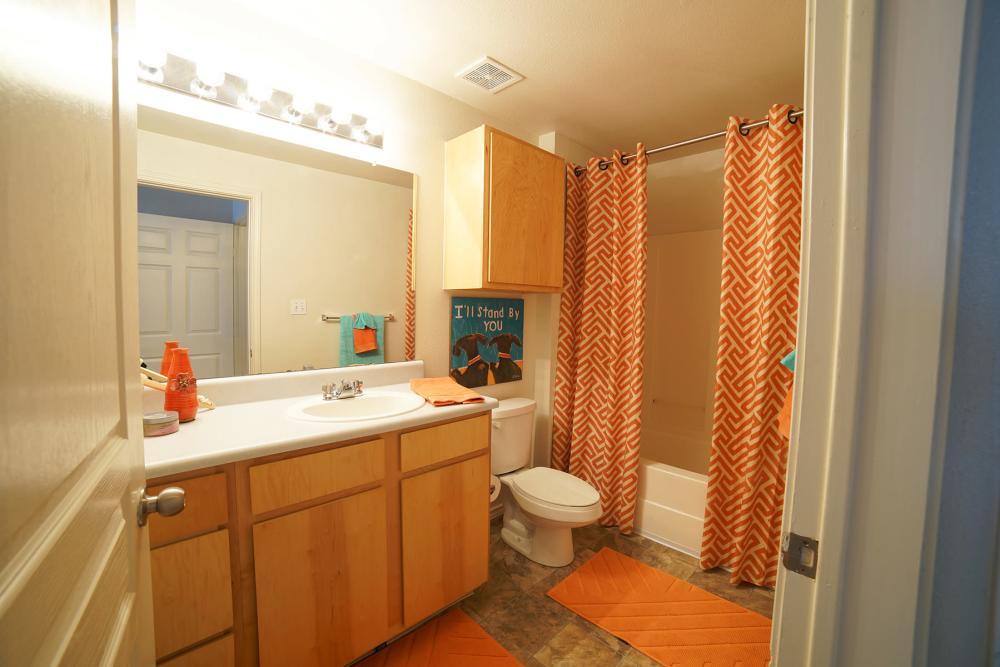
136 108 416 378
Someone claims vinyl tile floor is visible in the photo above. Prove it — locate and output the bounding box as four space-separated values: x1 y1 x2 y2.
460 520 775 667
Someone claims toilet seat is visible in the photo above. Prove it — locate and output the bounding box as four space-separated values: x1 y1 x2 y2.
502 468 602 525
509 467 600 507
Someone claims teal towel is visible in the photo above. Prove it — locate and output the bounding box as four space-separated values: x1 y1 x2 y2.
339 314 385 366
353 311 377 329
781 350 797 372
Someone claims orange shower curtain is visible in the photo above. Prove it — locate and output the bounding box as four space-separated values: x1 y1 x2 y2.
552 146 648 533
700 104 803 586
404 208 416 361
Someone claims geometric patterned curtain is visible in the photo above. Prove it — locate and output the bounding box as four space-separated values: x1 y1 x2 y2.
404 207 416 361
551 145 648 534
700 104 803 586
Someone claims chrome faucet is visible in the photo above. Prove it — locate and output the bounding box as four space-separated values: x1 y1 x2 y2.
321 379 364 400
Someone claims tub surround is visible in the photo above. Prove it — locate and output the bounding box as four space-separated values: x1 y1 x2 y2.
142 360 497 477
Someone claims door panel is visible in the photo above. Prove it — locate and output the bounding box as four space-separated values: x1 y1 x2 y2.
138 213 236 378
0 0 151 663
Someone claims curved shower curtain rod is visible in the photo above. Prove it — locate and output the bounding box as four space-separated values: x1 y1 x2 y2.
573 108 805 176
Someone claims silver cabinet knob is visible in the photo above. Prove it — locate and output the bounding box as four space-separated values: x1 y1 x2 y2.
137 486 186 526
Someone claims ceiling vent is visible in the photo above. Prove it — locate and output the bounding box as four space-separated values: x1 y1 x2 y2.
456 56 523 94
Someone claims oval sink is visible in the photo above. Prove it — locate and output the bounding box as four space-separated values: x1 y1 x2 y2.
286 390 426 423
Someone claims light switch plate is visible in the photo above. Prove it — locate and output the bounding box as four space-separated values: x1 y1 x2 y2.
290 299 307 315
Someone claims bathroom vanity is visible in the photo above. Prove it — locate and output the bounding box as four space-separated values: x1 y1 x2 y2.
143 365 495 666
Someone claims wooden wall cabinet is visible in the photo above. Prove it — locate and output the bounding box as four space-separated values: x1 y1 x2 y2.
147 413 491 667
444 125 566 292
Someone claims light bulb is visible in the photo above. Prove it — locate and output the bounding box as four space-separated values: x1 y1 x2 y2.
291 93 315 115
238 80 272 112
350 125 366 141
138 62 164 84
138 46 167 70
246 80 272 102
364 119 383 136
330 109 353 125
195 62 225 88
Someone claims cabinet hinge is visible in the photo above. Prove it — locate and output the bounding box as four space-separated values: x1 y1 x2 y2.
781 531 819 579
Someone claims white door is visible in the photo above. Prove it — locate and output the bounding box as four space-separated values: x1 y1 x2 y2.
138 213 236 379
0 0 154 664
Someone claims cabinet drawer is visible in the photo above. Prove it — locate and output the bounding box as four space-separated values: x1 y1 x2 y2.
151 529 233 660
249 439 385 515
148 473 228 548
159 633 234 667
400 415 490 473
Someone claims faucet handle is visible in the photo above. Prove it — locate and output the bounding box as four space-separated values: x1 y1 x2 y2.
351 379 363 395
322 383 338 400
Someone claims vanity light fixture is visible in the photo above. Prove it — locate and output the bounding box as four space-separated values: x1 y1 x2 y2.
138 52 384 149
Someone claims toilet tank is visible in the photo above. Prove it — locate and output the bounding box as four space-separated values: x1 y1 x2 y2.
490 398 536 475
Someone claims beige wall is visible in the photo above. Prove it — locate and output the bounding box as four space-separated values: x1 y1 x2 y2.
640 148 724 474
138 130 412 373
134 7 560 407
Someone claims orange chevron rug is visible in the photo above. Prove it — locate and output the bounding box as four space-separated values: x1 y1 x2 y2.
356 608 521 667
548 548 771 666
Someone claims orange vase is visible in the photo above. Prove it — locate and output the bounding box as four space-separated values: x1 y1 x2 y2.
164 347 199 422
160 341 179 376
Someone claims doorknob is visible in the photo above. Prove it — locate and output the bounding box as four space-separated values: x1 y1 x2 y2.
137 486 186 526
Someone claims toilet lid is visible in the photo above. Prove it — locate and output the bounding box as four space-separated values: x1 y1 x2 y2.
510 468 600 507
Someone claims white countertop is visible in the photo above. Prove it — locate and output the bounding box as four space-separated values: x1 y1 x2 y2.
144 380 498 479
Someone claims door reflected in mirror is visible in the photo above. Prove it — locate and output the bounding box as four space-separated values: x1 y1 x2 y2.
136 112 415 379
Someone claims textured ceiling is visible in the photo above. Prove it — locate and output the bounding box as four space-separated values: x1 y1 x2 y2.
224 0 806 154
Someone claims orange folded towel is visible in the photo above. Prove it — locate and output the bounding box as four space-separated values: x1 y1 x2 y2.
353 325 377 353
778 382 794 438
410 377 485 406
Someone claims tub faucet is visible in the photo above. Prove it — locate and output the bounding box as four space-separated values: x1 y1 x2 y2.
322 379 364 400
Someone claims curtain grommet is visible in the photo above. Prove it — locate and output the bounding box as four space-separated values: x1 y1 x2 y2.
599 161 609 171
621 156 630 166
788 109 799 124
739 123 750 136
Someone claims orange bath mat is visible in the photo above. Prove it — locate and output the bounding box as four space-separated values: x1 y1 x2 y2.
548 548 771 667
356 607 521 667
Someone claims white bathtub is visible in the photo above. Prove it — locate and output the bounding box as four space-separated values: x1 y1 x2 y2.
634 458 707 557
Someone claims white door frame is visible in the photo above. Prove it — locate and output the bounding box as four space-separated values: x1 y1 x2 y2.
137 172 262 375
773 0 972 664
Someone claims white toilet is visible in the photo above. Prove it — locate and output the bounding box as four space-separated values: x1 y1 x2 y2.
491 398 602 567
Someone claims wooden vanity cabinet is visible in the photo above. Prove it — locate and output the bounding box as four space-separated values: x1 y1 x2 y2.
146 413 491 667
444 125 566 292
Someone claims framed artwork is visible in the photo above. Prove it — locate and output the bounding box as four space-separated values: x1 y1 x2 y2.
450 296 524 388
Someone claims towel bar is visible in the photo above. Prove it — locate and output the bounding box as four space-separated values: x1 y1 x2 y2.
322 312 396 323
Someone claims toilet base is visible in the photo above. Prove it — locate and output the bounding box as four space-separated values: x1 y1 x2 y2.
500 496 576 567
501 521 575 567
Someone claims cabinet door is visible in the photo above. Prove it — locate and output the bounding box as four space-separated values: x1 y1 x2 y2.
401 455 490 625
253 488 389 666
487 130 565 288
